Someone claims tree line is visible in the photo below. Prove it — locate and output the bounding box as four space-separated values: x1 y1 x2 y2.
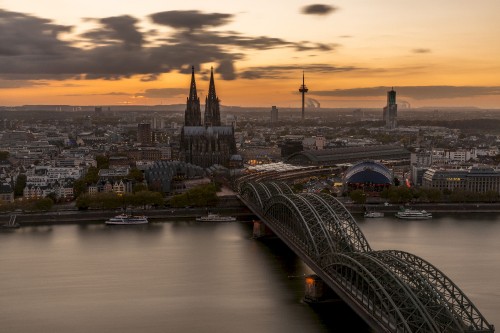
349 187 500 204
76 191 163 210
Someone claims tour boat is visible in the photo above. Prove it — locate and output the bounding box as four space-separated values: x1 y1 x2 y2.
395 209 432 220
105 214 149 225
364 211 384 218
196 213 236 222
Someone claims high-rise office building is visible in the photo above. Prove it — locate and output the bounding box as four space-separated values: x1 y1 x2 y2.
137 123 152 145
383 87 397 129
270 106 278 125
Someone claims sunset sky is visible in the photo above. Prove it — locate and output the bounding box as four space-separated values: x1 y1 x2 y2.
0 0 499 108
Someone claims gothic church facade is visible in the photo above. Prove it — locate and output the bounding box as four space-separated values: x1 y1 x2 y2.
179 67 237 168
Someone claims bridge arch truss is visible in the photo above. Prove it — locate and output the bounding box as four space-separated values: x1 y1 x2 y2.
238 181 494 332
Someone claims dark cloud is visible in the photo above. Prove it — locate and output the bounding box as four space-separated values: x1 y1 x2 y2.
82 15 143 49
0 9 73 57
294 42 337 52
412 48 431 54
0 9 237 80
150 10 232 30
140 74 160 82
240 64 359 79
302 4 337 16
217 59 237 80
309 86 500 100
0 9 334 82
170 30 290 50
135 88 188 98
168 30 335 53
0 80 48 89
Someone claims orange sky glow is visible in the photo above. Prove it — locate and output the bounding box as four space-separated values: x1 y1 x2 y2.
0 0 499 108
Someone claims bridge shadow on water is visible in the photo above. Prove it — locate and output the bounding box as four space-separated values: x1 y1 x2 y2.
246 222 372 332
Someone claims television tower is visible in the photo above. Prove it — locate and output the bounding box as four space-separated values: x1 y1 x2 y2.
298 71 308 120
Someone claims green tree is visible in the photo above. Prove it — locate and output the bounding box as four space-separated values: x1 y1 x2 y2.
349 189 366 204
76 194 91 210
73 179 87 197
386 186 413 203
484 190 499 203
46 192 58 203
424 188 442 203
133 183 148 193
169 194 189 208
130 191 163 209
84 166 99 184
450 189 466 203
128 168 144 182
14 174 27 196
100 193 122 209
169 184 218 207
34 198 54 211
96 155 109 169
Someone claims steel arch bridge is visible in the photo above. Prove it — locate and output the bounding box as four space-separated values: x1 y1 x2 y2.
239 181 494 333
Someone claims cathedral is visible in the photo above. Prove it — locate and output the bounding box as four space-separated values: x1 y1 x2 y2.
179 66 237 168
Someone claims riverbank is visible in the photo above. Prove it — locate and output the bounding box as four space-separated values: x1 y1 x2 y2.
0 208 256 226
345 202 500 214
4 198 500 226
0 196 256 226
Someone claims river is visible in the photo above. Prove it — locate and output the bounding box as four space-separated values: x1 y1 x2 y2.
0 213 498 332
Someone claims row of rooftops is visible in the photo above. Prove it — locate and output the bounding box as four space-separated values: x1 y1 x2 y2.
286 145 410 164
424 166 500 179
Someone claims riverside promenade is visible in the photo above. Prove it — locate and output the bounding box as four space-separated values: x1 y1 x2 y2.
0 196 255 225
345 202 500 214
3 196 500 226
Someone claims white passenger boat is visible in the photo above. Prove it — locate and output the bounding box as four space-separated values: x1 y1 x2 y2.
395 209 432 220
364 211 384 218
105 214 149 225
196 213 236 222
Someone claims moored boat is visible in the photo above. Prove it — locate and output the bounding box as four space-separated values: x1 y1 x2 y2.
196 213 236 222
364 211 384 218
395 209 432 220
105 214 148 225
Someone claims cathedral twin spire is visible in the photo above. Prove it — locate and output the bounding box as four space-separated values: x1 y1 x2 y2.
185 66 201 126
184 66 220 127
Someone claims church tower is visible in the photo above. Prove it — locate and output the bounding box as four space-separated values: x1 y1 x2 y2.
184 66 201 126
204 67 221 126
383 87 397 129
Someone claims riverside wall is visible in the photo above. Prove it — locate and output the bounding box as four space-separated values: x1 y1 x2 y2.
1 196 255 225
345 202 500 214
3 195 500 226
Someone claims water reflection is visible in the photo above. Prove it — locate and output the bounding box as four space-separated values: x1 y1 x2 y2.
0 216 497 332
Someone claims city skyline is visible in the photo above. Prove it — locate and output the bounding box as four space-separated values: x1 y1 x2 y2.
0 1 500 108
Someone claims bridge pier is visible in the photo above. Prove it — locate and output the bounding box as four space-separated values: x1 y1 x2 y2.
304 274 339 303
252 220 274 238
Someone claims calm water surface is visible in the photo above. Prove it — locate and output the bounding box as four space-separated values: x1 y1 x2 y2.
0 213 498 332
